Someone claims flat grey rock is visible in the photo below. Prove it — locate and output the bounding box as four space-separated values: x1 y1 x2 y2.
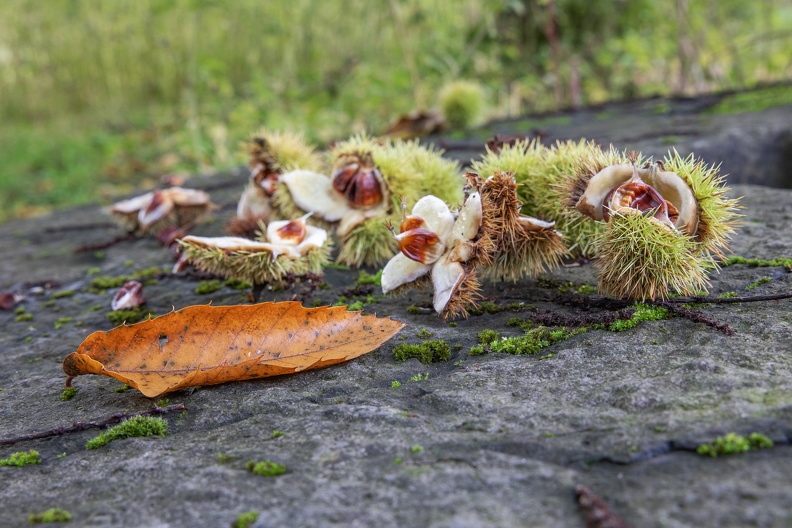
1 100 791 528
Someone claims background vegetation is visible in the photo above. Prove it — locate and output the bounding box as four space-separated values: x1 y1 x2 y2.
1 0 790 222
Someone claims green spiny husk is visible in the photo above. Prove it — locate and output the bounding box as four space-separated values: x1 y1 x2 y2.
270 184 332 228
336 217 398 267
661 149 741 261
330 135 464 209
595 211 709 301
268 134 463 268
471 138 546 215
553 143 652 256
328 135 463 267
438 80 486 129
484 225 569 282
472 139 617 257
388 140 464 207
328 134 385 162
554 142 634 211
249 129 327 225
178 242 330 284
245 128 325 174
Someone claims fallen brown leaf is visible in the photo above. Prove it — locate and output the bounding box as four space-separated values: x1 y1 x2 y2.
384 109 446 139
63 302 405 398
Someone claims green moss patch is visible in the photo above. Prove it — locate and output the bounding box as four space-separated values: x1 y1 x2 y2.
246 460 286 477
506 317 534 331
51 290 75 299
224 278 252 290
86 416 168 449
195 279 223 295
393 340 451 364
469 345 487 356
106 307 152 325
233 511 260 528
746 276 772 291
90 275 127 291
29 508 72 523
59 387 78 401
697 432 774 457
355 269 382 287
89 266 165 293
0 449 41 467
707 86 792 115
477 329 500 345
54 316 73 330
547 280 598 295
487 327 582 355
346 300 364 311
722 256 792 271
607 303 669 332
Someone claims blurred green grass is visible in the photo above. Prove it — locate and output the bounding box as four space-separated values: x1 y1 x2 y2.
1 0 791 223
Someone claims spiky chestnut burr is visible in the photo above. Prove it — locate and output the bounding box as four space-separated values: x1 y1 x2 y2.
437 80 486 130
660 150 741 261
277 135 463 267
335 138 463 267
381 193 484 319
110 187 215 235
226 215 266 240
571 150 740 300
470 171 568 281
237 129 324 224
595 210 708 300
473 138 621 257
177 215 330 285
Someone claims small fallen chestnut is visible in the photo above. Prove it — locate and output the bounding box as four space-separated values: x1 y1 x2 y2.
111 281 146 311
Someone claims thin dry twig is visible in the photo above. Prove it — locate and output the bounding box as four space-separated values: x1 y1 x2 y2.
661 292 792 304
74 233 136 253
523 307 636 327
44 222 117 233
0 404 187 446
659 302 735 335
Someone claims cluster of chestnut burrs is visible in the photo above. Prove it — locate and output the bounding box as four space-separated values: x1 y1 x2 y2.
378 140 738 319
109 131 739 319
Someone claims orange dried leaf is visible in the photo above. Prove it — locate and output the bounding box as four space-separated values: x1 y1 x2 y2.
63 302 404 398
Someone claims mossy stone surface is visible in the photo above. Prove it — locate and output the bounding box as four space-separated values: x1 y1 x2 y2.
1 98 792 527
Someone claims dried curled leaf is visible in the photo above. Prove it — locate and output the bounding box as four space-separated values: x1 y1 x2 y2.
63 302 405 398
